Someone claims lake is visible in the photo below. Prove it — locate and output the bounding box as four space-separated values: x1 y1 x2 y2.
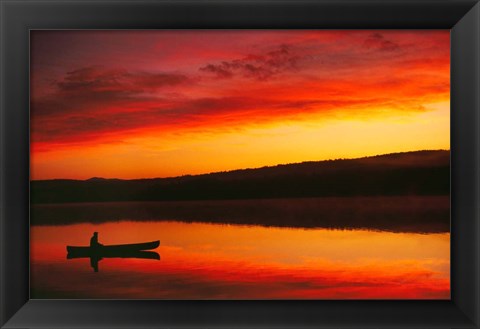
30 196 450 299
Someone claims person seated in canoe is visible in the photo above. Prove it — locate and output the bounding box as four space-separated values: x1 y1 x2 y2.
90 232 103 249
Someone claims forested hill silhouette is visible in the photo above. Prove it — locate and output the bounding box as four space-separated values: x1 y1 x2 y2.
31 150 449 204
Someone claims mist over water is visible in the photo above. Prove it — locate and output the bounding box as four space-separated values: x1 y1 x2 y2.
31 196 449 233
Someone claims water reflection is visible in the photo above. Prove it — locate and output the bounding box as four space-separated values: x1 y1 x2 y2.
67 250 160 272
31 219 450 299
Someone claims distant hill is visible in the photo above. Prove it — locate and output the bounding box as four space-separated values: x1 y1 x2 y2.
31 150 449 204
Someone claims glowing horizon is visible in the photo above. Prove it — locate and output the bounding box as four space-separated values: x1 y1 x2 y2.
31 148 450 181
31 30 450 180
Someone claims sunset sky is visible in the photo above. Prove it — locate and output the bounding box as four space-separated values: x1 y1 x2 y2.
31 30 450 180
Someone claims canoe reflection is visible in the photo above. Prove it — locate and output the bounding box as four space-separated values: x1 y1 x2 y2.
67 250 160 272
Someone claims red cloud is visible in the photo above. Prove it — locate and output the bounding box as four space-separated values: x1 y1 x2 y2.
31 31 450 151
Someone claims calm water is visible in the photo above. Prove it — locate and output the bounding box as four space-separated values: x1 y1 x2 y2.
30 197 450 299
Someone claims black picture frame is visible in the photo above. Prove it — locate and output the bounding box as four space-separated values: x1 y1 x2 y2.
1 0 479 328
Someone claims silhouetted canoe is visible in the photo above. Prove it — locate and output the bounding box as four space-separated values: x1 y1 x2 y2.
66 240 160 255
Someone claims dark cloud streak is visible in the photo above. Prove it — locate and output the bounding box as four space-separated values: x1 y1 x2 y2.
200 44 300 80
363 33 400 52
32 66 190 118
58 66 190 94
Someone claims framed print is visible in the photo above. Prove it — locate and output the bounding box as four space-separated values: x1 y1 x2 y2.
1 0 479 328
29 29 452 300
